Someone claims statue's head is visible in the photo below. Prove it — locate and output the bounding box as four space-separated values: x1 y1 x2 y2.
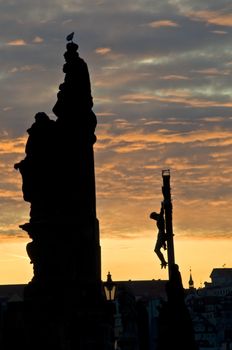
34 112 50 122
150 212 159 221
66 42 79 51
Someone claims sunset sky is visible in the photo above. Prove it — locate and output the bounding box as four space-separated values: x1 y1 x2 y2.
1 0 232 288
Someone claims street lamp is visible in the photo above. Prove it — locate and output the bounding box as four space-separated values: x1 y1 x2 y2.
104 272 116 301
104 273 122 349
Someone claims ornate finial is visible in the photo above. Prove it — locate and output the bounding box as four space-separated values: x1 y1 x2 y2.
66 32 74 42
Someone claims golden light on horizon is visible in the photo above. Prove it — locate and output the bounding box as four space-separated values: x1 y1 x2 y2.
101 236 232 288
1 235 230 289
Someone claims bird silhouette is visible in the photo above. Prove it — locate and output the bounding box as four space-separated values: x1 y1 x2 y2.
66 32 74 42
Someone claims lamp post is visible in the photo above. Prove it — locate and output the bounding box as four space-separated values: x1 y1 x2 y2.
104 272 116 302
104 272 122 349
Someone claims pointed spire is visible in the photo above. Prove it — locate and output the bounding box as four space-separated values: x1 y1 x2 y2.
189 268 194 289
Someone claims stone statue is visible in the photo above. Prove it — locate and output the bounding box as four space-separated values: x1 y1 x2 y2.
150 201 168 268
14 37 108 349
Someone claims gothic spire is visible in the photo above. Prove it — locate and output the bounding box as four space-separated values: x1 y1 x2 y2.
189 268 194 289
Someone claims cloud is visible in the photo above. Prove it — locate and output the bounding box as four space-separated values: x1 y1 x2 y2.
32 36 44 43
188 10 232 27
9 65 37 73
7 39 27 46
0 137 26 154
148 20 180 28
0 0 232 242
161 75 189 80
96 122 232 148
210 30 228 35
192 68 230 76
94 107 232 239
95 47 111 55
96 112 116 116
119 92 232 108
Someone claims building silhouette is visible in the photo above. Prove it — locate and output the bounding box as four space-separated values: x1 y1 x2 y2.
1 269 232 349
186 268 232 350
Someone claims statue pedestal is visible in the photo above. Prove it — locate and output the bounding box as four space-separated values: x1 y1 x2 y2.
23 289 113 350
21 219 113 349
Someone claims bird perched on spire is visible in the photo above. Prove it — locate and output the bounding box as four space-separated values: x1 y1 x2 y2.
66 32 74 42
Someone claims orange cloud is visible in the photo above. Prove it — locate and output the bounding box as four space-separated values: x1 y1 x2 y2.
161 75 189 80
0 189 21 199
202 117 225 122
94 125 232 243
120 92 232 108
96 112 116 117
148 20 179 28
188 10 232 27
0 235 27 243
0 137 26 154
193 68 230 76
95 47 111 55
7 39 27 46
94 70 140 88
96 124 232 150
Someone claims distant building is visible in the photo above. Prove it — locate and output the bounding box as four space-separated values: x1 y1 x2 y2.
111 279 168 350
210 268 232 286
186 268 232 350
202 268 232 297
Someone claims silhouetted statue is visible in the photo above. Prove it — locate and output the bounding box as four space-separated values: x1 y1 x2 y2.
14 112 58 222
150 201 167 268
52 41 96 129
15 40 98 224
14 38 106 349
15 36 99 263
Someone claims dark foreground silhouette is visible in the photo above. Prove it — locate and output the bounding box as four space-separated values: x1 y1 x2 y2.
13 37 109 350
157 264 198 350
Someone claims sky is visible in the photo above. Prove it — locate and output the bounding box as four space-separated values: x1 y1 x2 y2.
1 0 232 288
